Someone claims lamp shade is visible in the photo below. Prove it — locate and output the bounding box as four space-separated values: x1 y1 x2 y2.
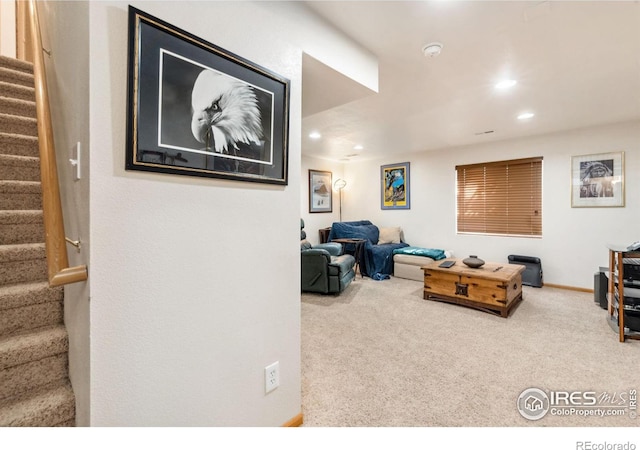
334 179 347 190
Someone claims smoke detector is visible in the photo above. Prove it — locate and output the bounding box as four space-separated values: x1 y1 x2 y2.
422 42 443 58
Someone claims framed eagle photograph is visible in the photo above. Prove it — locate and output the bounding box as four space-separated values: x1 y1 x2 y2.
126 7 290 185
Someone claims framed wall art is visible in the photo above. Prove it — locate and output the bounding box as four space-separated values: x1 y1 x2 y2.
381 162 410 210
571 151 624 207
308 170 332 213
126 7 290 185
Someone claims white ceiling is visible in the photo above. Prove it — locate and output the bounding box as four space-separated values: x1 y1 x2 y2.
301 1 640 163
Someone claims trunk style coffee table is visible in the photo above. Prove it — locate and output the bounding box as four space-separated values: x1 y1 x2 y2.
421 259 525 317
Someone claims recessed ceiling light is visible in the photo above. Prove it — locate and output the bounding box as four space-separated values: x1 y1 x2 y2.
517 112 535 120
309 131 322 139
422 42 443 58
495 79 517 90
353 145 364 150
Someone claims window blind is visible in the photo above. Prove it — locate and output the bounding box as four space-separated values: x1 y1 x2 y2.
456 157 542 236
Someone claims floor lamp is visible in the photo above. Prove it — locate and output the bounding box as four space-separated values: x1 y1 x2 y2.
334 178 347 222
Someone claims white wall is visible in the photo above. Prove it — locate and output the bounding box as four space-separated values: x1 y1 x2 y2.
344 121 640 289
38 0 92 426
0 0 16 58
88 1 302 426
301 155 345 245
263 1 378 93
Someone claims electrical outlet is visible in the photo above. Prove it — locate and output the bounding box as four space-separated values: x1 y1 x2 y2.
265 361 280 393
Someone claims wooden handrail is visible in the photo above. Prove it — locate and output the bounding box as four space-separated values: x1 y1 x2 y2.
26 0 87 287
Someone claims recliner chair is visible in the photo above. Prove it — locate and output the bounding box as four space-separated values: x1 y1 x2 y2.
301 219 356 294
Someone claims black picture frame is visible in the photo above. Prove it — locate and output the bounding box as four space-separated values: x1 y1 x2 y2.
126 7 290 185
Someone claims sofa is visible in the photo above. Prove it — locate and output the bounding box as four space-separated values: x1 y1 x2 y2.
301 219 356 294
327 220 409 280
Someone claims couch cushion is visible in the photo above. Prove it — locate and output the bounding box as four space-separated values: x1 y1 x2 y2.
378 226 402 244
393 253 435 265
329 254 356 275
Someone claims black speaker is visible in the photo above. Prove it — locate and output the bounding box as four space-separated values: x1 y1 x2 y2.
594 271 608 309
508 255 543 287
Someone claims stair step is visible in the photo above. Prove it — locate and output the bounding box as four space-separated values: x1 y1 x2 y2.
0 96 36 118
0 298 63 336
0 243 47 286
0 381 74 426
0 325 68 371
0 132 39 158
0 113 37 137
0 81 35 102
0 210 44 245
0 67 34 89
0 180 42 210
0 154 40 182
0 56 33 75
0 281 61 311
0 354 68 402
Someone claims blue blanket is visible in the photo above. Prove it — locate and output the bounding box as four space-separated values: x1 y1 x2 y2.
392 246 447 260
328 221 409 280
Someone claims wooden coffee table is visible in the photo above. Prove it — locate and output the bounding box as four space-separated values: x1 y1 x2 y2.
421 259 525 317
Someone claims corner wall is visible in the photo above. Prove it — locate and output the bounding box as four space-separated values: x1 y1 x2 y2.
88 1 301 426
344 121 640 289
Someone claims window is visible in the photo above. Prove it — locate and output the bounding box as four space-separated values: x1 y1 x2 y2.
456 157 542 237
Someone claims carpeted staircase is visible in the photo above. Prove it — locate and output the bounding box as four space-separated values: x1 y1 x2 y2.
0 55 75 426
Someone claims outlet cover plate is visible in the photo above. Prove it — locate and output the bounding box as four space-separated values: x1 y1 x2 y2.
265 361 279 393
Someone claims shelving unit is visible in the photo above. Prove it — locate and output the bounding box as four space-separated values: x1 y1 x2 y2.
607 245 640 342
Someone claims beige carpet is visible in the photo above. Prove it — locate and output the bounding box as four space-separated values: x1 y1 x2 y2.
301 276 640 427
0 54 75 426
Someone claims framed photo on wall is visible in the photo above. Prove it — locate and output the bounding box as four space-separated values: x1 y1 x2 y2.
126 7 290 185
309 170 332 213
381 162 410 210
571 151 624 207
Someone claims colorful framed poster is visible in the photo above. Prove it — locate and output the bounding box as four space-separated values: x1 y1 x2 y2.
381 162 410 210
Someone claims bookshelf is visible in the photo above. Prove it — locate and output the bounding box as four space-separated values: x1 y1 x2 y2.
607 245 640 342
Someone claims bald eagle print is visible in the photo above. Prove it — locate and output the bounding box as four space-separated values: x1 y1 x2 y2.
128 10 288 184
190 69 264 155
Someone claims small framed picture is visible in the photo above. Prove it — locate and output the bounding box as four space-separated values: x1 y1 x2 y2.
571 151 624 207
126 7 290 185
381 162 410 210
309 170 332 213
